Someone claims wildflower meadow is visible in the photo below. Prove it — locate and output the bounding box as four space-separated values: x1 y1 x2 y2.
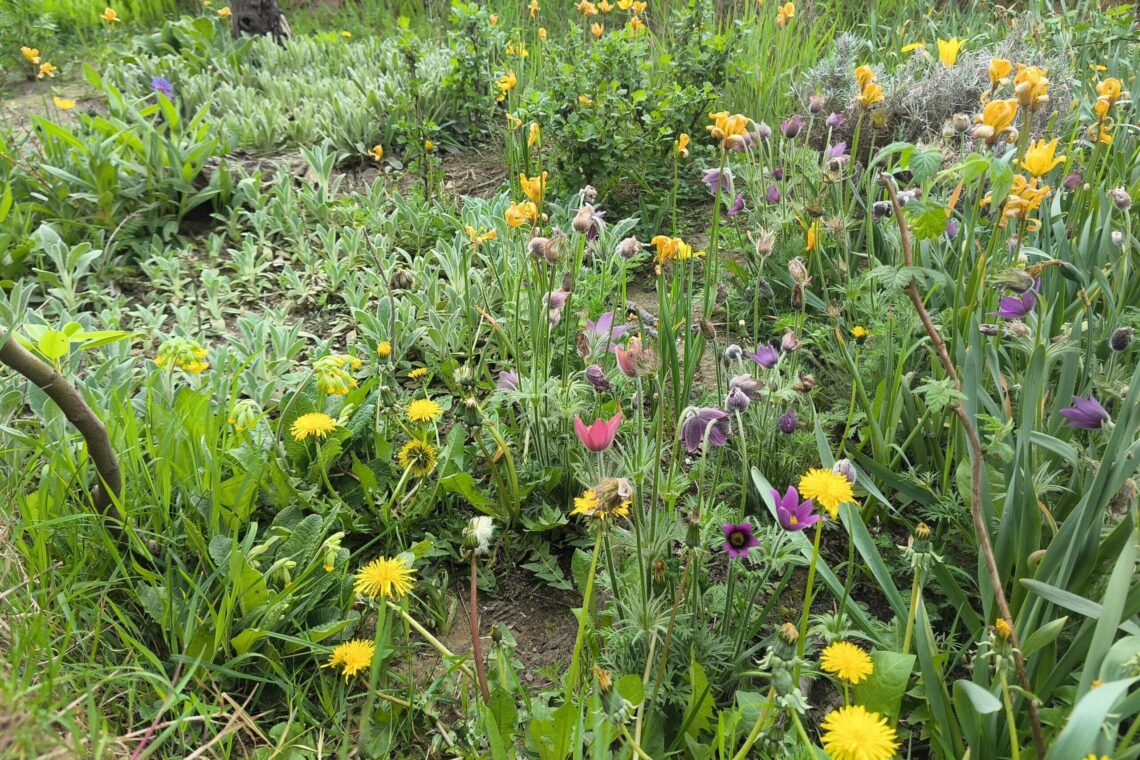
1 0 1138 757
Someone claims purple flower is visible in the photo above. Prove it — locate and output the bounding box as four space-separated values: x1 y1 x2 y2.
832 458 857 484
989 289 1036 319
780 115 804 139
777 408 797 434
586 311 629 343
1059 395 1111 430
575 412 622 452
781 330 801 353
585 363 613 392
754 121 772 140
702 168 733 197
726 387 750 411
772 167 785 181
726 193 744 217
731 132 755 152
1062 170 1083 192
808 94 825 114
729 374 762 400
680 407 731 454
825 112 847 129
546 289 570 323
747 343 778 368
151 76 174 97
824 142 848 161
722 522 760 559
773 486 818 532
945 219 960 240
765 184 782 204
496 370 519 390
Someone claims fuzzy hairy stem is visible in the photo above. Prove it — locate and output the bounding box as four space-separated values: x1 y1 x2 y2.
0 327 122 519
879 173 1046 759
469 553 492 704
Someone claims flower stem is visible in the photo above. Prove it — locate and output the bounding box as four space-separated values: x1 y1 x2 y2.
563 530 603 707
901 567 923 655
730 685 775 760
1000 670 1021 760
469 554 491 704
358 599 389 753
795 519 825 669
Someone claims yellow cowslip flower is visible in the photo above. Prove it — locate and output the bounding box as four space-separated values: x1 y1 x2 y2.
20 47 40 64
324 639 375 681
706 110 750 150
618 0 633 9
506 112 522 129
988 58 1012 89
578 94 593 105
590 22 604 37
100 7 120 22
496 70 517 101
854 65 875 90
1014 64 1049 111
674 133 689 157
576 0 598 14
519 171 547 204
423 139 434 151
529 0 539 18
465 225 497 246
217 6 232 18
936 37 965 67
858 82 883 108
599 0 613 10
627 15 645 31
775 2 794 28
505 201 538 228
490 13 499 25
631 0 647 12
52 96 76 110
38 62 57 79
970 98 1018 144
538 26 548 40
369 144 384 161
900 41 925 54
1020 138 1065 177
527 121 540 147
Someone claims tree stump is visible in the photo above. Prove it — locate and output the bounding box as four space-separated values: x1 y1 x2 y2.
229 0 291 42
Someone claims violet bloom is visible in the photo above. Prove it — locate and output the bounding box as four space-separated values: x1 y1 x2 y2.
781 330 801 353
1059 395 1111 430
778 408 797 434
747 343 778 369
832 458 857 484
702 168 734 197
825 112 846 129
765 184 781 204
496 370 519 391
1062 170 1083 192
772 167 785 181
754 121 772 140
780 115 803 139
151 76 174 97
945 219 960 240
824 142 848 162
574 412 622 451
726 387 750 412
729 374 762 401
585 363 613 393
586 311 629 343
989 289 1036 319
773 486 818 532
546 288 570 324
722 522 760 559
726 193 744 217
680 407 731 454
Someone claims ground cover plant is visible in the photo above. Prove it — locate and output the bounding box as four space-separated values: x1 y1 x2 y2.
1 0 1138 757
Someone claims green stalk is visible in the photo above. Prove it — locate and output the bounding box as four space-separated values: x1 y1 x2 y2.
563 530 603 707
1000 670 1021 760
901 567 923 655
358 599 389 753
730 685 775 760
794 519 824 670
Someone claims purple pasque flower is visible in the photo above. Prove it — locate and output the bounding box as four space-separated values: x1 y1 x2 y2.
780 115 804 139
680 407 731 454
1062 170 1083 192
747 343 778 368
772 486 818 532
777 408 797 434
772 167 785 181
754 121 773 140
825 112 847 129
729 374 762 400
945 218 960 240
989 289 1036 319
781 330 801 353
586 311 629 343
496 370 519 390
765 184 782 204
726 387 750 412
585 363 613 392
824 142 848 161
726 193 744 217
1059 395 1111 430
574 412 622 451
702 168 734 197
545 288 570 324
722 521 760 559
151 76 174 97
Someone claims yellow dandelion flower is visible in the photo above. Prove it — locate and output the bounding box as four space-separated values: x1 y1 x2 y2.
398 439 437 477
291 412 337 441
340 30 352 38
798 467 855 518
370 144 384 161
993 617 1012 639
821 706 899 760
376 340 392 359
820 641 874 685
851 325 869 344
324 639 375 681
354 556 415 600
407 398 443 423
52 96 76 110
408 367 428 380
571 486 631 521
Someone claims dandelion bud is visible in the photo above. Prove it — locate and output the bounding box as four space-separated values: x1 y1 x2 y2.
832 458 857 484
1112 230 1124 247
788 257 809 285
1108 187 1132 211
779 622 799 645
992 618 1012 640
454 364 476 391
1110 327 1133 352
585 363 613 392
915 522 931 539
376 340 392 360
951 113 971 132
993 268 1036 293
727 387 750 412
781 329 801 353
580 185 598 204
1062 170 1083 191
699 318 717 340
593 664 613 691
979 323 1000 336
617 235 642 258
808 94 825 114
463 516 496 555
777 408 797 433
390 268 414 290
723 344 743 366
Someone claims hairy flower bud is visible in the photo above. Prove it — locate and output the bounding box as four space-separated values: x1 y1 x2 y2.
1108 187 1132 211
1110 327 1133 352
617 236 642 259
788 257 809 285
832 458 857 484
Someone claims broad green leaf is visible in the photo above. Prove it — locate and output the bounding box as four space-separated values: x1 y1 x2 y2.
1044 677 1138 760
616 674 645 706
441 472 495 511
38 330 70 360
1021 617 1068 658
852 650 915 721
682 660 714 738
953 679 1002 714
